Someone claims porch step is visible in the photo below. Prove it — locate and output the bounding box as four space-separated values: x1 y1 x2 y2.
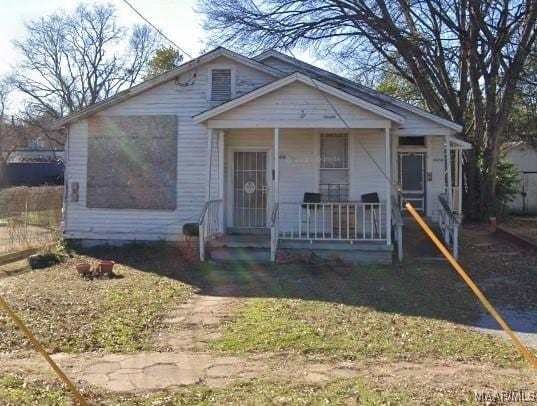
207 234 270 249
208 247 270 263
207 234 271 263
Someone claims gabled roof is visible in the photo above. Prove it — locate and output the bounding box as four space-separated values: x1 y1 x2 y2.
255 50 463 133
51 47 283 129
193 72 405 124
53 46 462 134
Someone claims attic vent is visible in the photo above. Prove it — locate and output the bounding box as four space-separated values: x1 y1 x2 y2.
211 69 232 101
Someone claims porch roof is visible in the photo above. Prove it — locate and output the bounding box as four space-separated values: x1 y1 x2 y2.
193 72 406 129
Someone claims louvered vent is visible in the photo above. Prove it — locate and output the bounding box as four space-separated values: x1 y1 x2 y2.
211 69 232 101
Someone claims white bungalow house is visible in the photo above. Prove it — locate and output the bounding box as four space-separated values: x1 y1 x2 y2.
53 47 470 263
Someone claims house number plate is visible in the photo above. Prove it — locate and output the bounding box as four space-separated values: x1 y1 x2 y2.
244 181 256 194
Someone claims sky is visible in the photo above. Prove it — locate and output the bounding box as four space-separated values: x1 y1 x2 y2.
0 0 205 76
0 0 324 112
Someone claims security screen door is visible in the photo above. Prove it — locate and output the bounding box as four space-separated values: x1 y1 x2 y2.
399 152 425 211
233 151 267 228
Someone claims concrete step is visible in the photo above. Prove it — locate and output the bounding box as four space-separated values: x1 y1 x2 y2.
208 247 271 263
207 234 270 249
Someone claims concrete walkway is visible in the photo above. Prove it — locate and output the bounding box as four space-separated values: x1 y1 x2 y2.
45 293 359 393
55 351 264 392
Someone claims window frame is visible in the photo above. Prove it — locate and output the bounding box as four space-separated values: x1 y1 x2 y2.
207 64 236 102
319 132 350 202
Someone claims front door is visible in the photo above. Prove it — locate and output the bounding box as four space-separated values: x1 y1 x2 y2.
399 152 425 211
233 151 268 228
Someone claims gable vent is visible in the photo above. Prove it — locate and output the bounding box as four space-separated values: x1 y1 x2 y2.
211 69 232 101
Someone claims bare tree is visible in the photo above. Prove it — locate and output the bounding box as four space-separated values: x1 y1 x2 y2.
0 78 10 186
13 2 161 121
199 0 537 219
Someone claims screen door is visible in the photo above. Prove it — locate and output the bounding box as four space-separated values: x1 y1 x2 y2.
399 152 425 211
233 151 267 227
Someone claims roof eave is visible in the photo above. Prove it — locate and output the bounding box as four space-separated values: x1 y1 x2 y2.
255 50 462 133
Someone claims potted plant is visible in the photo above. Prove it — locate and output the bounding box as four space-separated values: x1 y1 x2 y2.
75 261 91 275
98 260 115 274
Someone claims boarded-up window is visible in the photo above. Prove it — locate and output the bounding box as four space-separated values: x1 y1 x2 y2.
87 115 177 210
211 69 232 101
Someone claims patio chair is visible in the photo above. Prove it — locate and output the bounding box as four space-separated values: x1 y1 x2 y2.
361 193 380 237
301 193 321 238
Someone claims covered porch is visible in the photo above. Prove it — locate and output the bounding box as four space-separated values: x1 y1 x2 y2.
193 72 465 263
198 125 396 263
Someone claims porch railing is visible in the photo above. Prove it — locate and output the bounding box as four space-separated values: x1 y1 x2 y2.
445 186 462 214
391 195 404 261
270 203 279 262
198 199 223 261
277 202 386 241
438 194 459 259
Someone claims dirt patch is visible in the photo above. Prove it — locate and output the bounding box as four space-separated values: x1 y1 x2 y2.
500 216 537 245
362 358 536 403
154 293 240 352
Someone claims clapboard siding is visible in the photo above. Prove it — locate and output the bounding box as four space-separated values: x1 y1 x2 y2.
64 56 277 241
212 82 385 126
261 56 454 135
219 128 387 230
64 51 457 242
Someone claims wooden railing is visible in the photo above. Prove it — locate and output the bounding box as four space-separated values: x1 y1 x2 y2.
446 186 462 214
438 194 459 259
270 203 279 262
391 195 404 261
277 202 386 241
198 199 223 261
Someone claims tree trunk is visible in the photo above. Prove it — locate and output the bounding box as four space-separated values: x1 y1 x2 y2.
0 160 7 189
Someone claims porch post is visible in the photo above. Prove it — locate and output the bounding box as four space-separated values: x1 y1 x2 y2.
446 135 453 210
457 148 463 214
274 128 279 204
218 130 225 233
205 128 214 201
385 127 392 245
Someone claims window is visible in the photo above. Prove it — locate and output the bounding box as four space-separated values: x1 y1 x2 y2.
399 136 425 147
320 133 349 201
210 68 232 101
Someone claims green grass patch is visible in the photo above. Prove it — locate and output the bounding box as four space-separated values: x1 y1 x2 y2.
0 245 192 353
213 298 525 366
0 373 419 405
92 280 186 352
0 373 71 405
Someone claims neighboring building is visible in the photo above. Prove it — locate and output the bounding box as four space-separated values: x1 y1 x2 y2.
6 146 64 186
52 47 469 263
504 142 537 214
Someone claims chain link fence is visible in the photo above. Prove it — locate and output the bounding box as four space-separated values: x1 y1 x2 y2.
0 186 63 254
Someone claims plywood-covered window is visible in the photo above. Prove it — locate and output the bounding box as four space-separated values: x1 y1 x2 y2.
211 69 232 101
87 115 177 210
320 133 349 202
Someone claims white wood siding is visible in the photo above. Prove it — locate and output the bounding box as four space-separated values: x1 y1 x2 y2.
209 82 390 129
261 57 454 136
64 56 275 241
218 128 388 231
64 53 455 241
